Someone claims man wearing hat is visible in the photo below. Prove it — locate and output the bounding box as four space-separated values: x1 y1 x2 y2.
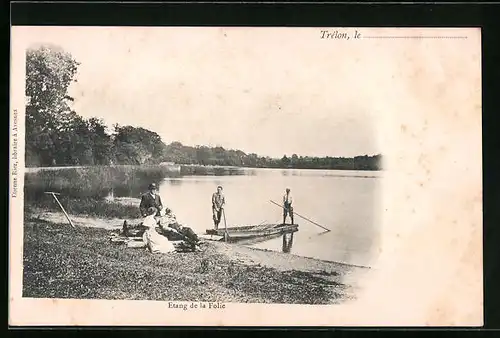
283 188 294 225
212 185 225 229
140 183 163 217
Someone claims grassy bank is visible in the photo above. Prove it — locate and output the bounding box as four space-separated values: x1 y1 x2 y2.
22 218 355 304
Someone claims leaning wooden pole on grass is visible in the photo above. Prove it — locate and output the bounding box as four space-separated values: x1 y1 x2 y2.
269 200 331 232
44 192 76 228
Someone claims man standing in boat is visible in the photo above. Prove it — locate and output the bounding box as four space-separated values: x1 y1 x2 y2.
212 185 225 230
140 183 163 217
283 188 294 225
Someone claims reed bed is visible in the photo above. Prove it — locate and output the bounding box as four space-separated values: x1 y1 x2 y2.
25 165 178 197
24 165 180 219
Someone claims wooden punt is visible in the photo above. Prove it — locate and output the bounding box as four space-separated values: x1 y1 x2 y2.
205 223 299 242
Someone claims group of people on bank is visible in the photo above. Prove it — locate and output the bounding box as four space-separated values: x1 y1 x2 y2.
137 182 295 254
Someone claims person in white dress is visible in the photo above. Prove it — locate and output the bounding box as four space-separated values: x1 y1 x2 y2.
142 207 176 254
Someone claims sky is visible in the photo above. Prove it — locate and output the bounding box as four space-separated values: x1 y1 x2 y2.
17 26 383 158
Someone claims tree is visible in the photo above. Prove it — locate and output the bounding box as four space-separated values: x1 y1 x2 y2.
25 44 80 166
87 118 114 165
195 146 211 165
246 153 258 167
56 115 94 165
113 125 167 164
281 155 290 167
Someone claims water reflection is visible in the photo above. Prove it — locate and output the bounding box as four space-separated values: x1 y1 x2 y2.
244 169 258 176
180 166 246 176
166 179 183 186
282 232 294 253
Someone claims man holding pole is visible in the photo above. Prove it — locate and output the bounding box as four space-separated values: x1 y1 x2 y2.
212 185 225 230
283 188 294 225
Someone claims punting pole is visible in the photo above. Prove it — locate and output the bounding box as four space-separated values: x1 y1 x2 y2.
222 208 229 242
44 192 76 228
269 200 331 232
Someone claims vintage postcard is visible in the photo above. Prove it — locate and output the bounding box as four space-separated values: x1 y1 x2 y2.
9 26 482 326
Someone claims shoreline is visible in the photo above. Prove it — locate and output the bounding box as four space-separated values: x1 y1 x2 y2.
25 164 384 173
28 206 371 269
22 206 369 304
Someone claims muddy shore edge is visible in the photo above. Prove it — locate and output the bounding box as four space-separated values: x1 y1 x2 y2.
22 207 369 304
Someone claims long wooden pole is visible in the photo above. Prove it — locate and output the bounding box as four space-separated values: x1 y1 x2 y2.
222 209 229 242
270 200 331 232
44 192 76 228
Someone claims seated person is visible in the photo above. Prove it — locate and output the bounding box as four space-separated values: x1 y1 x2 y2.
142 207 176 254
169 223 200 244
158 214 200 247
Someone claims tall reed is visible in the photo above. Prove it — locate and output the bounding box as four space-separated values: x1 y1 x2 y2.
24 165 181 219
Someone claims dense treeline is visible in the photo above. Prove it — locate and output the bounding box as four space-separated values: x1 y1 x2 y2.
163 143 382 171
25 45 382 170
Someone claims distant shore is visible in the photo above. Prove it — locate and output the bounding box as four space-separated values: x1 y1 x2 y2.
24 163 182 174
24 163 383 173
23 204 368 304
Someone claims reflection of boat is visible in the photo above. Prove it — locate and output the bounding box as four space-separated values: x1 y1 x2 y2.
205 223 299 242
230 232 284 246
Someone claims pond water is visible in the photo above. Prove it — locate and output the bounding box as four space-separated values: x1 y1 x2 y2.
157 168 383 267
